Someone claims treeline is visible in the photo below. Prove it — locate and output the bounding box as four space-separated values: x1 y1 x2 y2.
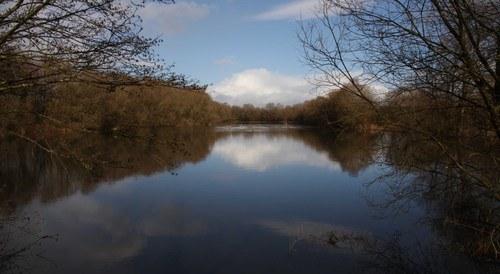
3 64 496 142
1 82 375 138
228 84 377 131
0 63 381 138
0 79 234 138
49 81 231 131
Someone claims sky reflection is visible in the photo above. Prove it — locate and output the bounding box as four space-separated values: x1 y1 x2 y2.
213 134 341 171
4 126 429 274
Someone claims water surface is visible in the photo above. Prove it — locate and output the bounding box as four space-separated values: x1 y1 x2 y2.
0 125 492 273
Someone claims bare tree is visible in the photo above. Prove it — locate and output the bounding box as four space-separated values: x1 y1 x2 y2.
300 0 500 189
299 0 500 262
300 0 500 138
0 0 174 95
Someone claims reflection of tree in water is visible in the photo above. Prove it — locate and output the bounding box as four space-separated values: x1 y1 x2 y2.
2 127 498 272
2 127 377 213
0 128 220 271
360 132 500 270
0 128 218 213
0 127 383 272
214 129 380 176
0 214 58 273
290 130 380 176
229 129 499 271
328 230 497 274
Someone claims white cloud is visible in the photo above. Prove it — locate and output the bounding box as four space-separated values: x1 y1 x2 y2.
138 1 210 35
253 0 321 21
208 68 316 106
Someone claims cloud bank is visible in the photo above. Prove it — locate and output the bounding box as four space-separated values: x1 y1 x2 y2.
138 1 210 35
208 68 315 106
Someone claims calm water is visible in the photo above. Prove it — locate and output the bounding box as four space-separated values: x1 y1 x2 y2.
0 125 494 273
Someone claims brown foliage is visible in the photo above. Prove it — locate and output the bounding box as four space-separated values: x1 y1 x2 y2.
228 83 378 131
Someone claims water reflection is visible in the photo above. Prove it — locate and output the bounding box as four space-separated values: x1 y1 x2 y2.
0 128 217 213
379 132 500 265
37 194 208 262
0 125 497 273
213 134 341 171
213 127 378 175
44 194 146 261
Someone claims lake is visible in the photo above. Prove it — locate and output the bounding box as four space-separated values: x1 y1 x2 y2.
0 125 496 273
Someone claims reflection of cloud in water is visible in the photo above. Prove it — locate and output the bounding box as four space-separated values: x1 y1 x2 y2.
39 194 207 262
213 135 341 171
141 205 207 237
43 195 144 261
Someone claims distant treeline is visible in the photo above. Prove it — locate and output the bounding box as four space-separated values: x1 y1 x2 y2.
0 50 377 137
1 75 381 139
3 65 496 143
228 84 377 131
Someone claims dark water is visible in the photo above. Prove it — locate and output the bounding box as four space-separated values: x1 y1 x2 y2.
0 125 497 273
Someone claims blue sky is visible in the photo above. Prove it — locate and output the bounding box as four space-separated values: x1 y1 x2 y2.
139 0 323 106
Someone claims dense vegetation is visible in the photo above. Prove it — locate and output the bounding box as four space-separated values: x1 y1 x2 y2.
0 79 230 135
229 83 377 131
1 70 380 141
